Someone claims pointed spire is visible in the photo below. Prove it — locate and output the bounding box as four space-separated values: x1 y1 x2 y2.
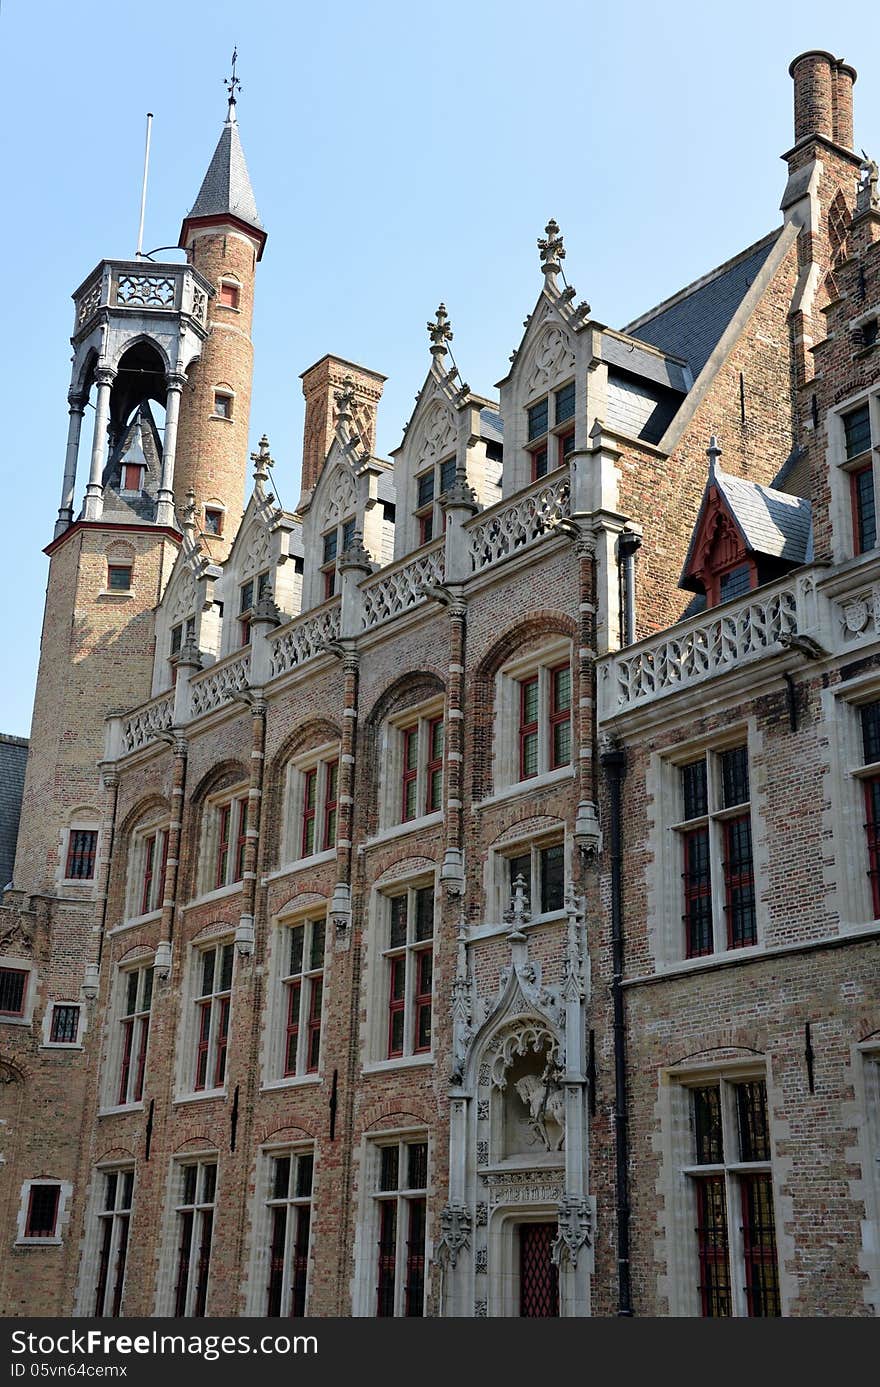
180 56 266 258
250 433 274 492
224 47 241 122
707 435 722 478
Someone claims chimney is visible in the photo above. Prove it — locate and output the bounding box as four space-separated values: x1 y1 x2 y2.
298 355 386 497
789 50 856 149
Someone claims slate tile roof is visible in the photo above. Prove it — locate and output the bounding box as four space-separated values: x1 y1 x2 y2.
623 231 782 380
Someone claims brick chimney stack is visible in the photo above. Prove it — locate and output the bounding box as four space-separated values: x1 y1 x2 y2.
298 354 387 498
789 50 857 149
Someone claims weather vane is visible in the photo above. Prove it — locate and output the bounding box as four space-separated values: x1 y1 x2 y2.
225 48 241 113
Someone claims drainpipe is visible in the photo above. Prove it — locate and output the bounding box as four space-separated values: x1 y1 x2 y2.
616 529 642 647
600 740 632 1316
153 732 189 980
82 764 120 998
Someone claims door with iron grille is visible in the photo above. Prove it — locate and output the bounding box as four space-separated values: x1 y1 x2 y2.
518 1222 559 1317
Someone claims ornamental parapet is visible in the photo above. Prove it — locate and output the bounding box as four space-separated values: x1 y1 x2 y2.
72 259 212 339
597 569 823 723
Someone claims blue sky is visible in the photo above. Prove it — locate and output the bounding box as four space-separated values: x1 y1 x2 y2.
1 0 879 735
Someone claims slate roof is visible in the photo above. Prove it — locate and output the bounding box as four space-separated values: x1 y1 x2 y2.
0 734 28 889
480 408 503 445
100 404 163 524
187 116 263 231
623 232 782 381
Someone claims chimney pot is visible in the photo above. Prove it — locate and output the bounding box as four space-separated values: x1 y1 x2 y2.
789 50 856 148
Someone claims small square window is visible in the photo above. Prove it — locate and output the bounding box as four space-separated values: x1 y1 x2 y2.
66 829 98 880
120 464 143 493
107 565 132 592
204 508 223 536
49 1003 80 1044
213 392 233 419
219 281 240 309
0 966 28 1017
25 1184 61 1239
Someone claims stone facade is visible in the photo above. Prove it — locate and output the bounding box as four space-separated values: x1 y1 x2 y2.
1 52 878 1319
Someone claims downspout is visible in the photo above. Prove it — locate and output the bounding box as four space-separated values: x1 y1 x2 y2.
153 732 189 979
616 529 642 647
600 741 632 1315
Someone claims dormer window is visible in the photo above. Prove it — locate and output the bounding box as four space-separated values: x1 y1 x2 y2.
218 280 240 310
718 564 753 603
414 457 456 545
321 518 356 600
526 381 576 480
170 616 196 676
120 464 144 494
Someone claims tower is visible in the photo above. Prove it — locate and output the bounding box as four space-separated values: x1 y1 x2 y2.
173 70 266 551
11 77 265 899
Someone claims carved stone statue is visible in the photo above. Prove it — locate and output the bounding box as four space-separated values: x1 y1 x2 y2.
514 1068 565 1151
858 150 879 214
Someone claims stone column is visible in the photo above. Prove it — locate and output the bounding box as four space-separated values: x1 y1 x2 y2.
55 393 87 537
154 735 188 979
82 767 119 1000
83 368 116 521
574 533 601 856
235 698 267 955
440 597 467 892
156 373 186 528
330 649 360 947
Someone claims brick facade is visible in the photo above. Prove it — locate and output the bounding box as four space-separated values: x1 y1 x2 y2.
1 53 878 1319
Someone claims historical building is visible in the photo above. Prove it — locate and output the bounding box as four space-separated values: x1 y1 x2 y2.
1 50 878 1318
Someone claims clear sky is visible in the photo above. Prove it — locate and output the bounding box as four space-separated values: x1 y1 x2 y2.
1 0 879 736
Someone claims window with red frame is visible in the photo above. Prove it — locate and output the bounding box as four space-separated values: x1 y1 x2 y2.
281 917 325 1078
676 746 755 958
294 757 338 860
218 281 240 309
517 660 571 782
138 827 168 916
393 712 444 825
265 1150 313 1316
384 885 434 1059
526 381 576 481
844 403 875 554
686 1079 779 1317
374 1139 428 1317
66 828 97 880
193 943 233 1092
117 965 152 1105
0 965 28 1017
24 1184 61 1239
214 794 248 890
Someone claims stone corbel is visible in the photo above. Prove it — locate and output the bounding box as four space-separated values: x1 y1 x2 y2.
437 1203 473 1268
550 1194 593 1268
330 881 352 952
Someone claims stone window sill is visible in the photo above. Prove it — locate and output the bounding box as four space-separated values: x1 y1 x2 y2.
475 764 575 811
365 811 444 849
362 1054 434 1076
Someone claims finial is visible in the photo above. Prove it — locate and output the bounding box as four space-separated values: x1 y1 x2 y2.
428 303 454 357
250 434 274 488
707 435 722 477
504 873 531 937
538 218 565 277
224 47 241 120
335 376 356 423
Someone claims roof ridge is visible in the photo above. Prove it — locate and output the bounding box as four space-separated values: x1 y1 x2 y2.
622 229 782 333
